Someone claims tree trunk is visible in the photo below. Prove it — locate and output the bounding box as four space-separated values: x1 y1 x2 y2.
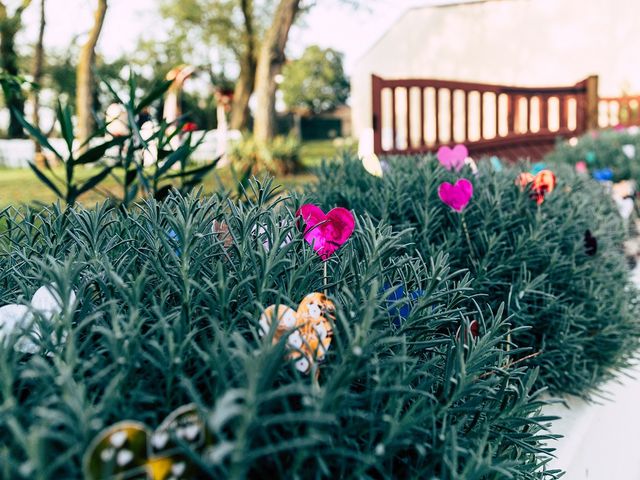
0 0 31 138
31 0 45 164
229 0 256 131
253 0 301 143
76 0 107 150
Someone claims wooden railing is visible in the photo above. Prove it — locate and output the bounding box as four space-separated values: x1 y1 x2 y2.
599 95 640 129
371 75 600 158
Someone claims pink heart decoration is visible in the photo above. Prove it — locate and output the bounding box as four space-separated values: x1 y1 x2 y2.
575 161 588 174
438 179 473 212
296 204 355 260
437 144 468 172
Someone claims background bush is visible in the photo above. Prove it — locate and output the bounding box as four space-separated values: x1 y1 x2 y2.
546 128 640 185
229 135 302 176
308 156 640 397
0 183 559 479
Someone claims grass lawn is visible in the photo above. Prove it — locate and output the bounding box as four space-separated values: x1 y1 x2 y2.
0 140 346 208
300 139 351 167
0 166 318 208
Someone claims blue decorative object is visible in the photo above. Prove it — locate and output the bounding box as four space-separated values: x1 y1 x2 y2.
167 229 181 256
592 168 613 182
530 163 547 175
383 283 425 327
489 156 502 172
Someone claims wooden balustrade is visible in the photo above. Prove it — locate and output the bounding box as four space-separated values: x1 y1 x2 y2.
371 75 599 159
598 95 640 128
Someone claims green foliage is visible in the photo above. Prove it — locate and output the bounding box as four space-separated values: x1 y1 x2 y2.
16 74 220 207
282 45 350 114
308 155 640 397
546 129 640 184
0 0 31 138
0 182 559 479
158 0 264 74
230 134 302 175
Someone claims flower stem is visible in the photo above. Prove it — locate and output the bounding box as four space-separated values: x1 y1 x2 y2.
461 213 475 261
323 261 328 295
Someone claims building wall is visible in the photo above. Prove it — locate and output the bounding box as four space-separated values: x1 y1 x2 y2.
352 0 640 138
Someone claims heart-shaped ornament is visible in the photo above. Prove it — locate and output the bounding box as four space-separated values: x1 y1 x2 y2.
584 230 598 256
251 220 294 252
613 195 634 220
84 404 208 480
456 319 480 342
464 157 478 175
489 156 503 172
259 293 335 375
296 205 355 260
575 161 588 174
612 179 636 199
438 179 473 212
622 144 636 159
361 153 384 177
592 168 613 182
530 163 547 175
0 284 76 354
383 283 425 327
437 144 468 172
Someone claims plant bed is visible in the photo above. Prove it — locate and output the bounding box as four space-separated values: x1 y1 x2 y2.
0 182 559 479
545 128 640 186
307 156 640 397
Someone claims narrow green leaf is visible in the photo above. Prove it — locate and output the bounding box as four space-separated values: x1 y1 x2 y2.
75 137 126 165
12 107 63 160
77 165 116 195
56 100 74 155
156 143 191 177
135 79 173 114
27 162 63 199
164 157 221 180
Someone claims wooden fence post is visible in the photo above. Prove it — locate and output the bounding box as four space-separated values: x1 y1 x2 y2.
372 75 383 155
585 75 599 131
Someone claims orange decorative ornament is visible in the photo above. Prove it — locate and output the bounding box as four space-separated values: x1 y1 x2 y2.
516 170 557 204
531 169 556 205
515 172 535 190
259 293 335 375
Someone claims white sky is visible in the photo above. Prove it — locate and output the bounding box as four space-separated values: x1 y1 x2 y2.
18 0 470 73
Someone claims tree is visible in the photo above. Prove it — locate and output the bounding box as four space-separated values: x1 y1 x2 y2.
159 0 260 131
281 45 349 114
0 0 32 138
229 0 256 130
31 0 45 161
253 0 301 143
76 0 107 149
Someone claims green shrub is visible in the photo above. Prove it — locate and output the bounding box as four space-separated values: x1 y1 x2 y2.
230 135 302 176
308 156 640 397
0 182 559 479
546 129 640 184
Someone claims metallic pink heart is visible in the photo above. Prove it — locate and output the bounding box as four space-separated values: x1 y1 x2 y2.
437 144 468 172
296 204 355 260
438 179 473 212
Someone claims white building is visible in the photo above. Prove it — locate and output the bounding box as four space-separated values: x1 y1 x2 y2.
352 0 640 140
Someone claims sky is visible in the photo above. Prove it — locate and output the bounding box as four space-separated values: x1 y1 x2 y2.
19 0 469 73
